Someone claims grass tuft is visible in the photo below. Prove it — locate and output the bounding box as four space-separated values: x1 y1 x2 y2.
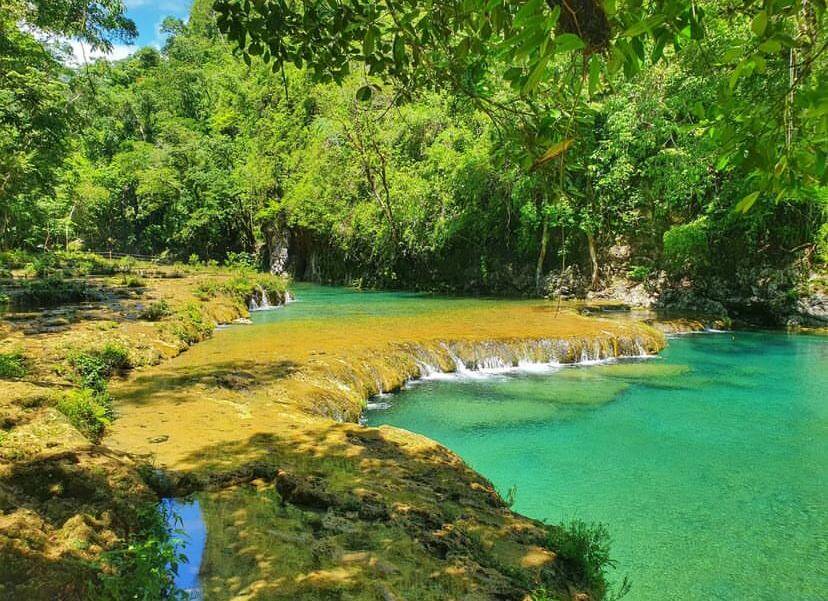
68 343 131 392
0 351 27 379
139 299 171 321
56 388 111 442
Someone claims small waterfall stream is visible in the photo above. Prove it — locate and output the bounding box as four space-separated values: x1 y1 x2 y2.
248 287 281 311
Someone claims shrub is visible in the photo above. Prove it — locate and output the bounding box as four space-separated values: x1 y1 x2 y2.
0 249 33 270
30 254 58 278
817 221 828 265
169 303 214 345
117 256 137 273
56 388 111 441
255 273 289 302
97 501 187 600
50 251 113 276
545 520 623 598
231 273 288 304
0 351 27 379
139 299 171 321
68 343 131 391
225 251 257 269
121 275 146 288
0 292 9 305
662 217 709 277
627 265 652 283
195 273 288 302
194 280 220 300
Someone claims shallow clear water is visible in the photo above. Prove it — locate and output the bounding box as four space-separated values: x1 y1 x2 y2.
251 281 503 325
166 498 206 598
366 332 828 600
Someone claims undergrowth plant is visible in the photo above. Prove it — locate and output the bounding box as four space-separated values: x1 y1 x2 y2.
121 275 146 288
18 276 100 306
169 303 214 345
56 388 111 441
140 299 171 321
68 343 131 392
58 343 131 441
544 520 630 600
96 501 188 600
195 272 289 305
0 351 27 379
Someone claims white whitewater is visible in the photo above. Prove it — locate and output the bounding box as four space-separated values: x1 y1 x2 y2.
249 286 282 311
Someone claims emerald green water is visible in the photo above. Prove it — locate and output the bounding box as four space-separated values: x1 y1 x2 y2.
365 332 828 600
252 281 507 324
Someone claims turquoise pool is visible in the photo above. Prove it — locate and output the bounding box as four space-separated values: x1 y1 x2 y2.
366 332 828 600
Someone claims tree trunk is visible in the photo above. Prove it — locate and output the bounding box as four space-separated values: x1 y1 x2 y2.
535 215 549 292
263 212 291 275
587 231 600 290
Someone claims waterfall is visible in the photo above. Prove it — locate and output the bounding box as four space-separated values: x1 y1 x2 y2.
308 330 665 422
441 343 471 375
249 286 279 312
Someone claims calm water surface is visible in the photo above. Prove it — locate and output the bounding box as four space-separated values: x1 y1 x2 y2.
252 281 508 324
366 331 828 600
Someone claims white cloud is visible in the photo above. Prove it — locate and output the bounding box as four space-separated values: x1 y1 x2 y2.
64 39 137 66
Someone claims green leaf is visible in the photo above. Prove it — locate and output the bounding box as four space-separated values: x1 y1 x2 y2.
393 35 406 66
522 54 550 94
554 33 585 53
723 46 743 62
734 191 760 213
651 35 667 63
758 39 781 54
363 29 375 56
751 12 768 36
588 55 601 95
514 0 542 27
752 54 766 74
531 138 574 169
503 67 523 82
623 15 664 38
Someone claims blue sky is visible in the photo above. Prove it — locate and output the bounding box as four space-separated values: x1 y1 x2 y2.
65 0 192 63
124 0 193 47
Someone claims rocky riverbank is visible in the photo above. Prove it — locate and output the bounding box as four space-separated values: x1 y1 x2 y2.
576 268 828 332
0 255 288 599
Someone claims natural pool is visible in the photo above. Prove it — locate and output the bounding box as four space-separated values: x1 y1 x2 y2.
164 285 826 599
365 332 827 600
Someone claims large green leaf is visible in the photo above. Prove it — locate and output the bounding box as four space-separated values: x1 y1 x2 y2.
531 138 574 170
554 33 585 53
751 11 767 36
734 191 760 213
